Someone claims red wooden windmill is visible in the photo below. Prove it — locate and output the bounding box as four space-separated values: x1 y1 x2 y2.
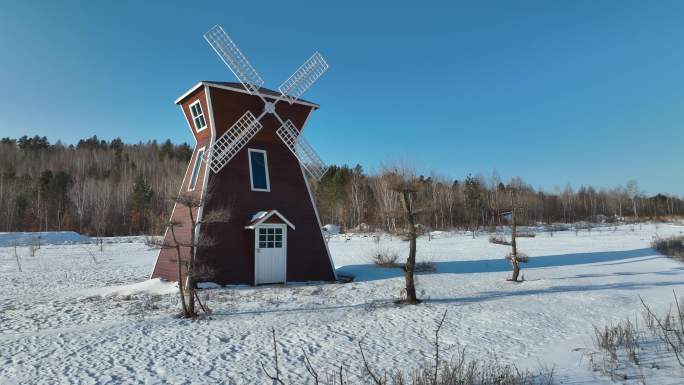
151 25 336 285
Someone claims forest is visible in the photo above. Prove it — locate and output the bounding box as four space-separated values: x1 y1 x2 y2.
1 135 682 236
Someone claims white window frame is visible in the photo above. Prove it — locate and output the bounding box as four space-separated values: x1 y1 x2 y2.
188 99 207 132
248 148 271 192
188 147 205 191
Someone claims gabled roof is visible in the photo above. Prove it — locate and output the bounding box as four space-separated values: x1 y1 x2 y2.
175 81 320 109
244 210 295 230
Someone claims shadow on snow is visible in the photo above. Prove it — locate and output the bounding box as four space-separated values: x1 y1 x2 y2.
336 248 660 282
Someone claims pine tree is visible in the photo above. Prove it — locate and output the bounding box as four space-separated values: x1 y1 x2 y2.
130 175 153 234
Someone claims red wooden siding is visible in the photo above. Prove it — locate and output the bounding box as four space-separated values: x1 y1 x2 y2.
152 83 335 285
151 87 212 282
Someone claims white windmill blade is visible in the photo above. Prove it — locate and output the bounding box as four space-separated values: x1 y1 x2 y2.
204 25 265 95
278 52 329 104
276 120 329 180
208 111 263 174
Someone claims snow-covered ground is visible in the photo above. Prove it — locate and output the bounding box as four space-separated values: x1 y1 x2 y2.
1 224 684 384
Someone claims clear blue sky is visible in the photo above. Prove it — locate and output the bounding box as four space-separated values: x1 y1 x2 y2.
1 1 683 195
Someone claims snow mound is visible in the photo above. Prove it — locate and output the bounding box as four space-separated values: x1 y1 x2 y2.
197 282 222 289
323 224 341 235
82 278 177 298
0 231 91 247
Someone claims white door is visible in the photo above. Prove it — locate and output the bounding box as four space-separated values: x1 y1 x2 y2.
255 224 287 285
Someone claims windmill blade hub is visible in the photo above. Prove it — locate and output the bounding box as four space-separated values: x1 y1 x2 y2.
264 101 276 114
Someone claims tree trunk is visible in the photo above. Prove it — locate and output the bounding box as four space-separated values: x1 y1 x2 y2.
404 230 418 304
170 226 190 317
401 190 418 304
632 198 638 219
509 194 521 282
511 258 520 281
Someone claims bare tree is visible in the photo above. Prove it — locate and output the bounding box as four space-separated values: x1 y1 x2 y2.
505 186 528 282
626 179 640 219
391 175 431 305
148 190 230 318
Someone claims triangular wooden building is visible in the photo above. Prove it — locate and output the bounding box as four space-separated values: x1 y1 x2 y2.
151 26 336 285
151 81 336 285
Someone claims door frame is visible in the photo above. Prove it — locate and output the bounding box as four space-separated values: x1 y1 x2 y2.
254 223 288 285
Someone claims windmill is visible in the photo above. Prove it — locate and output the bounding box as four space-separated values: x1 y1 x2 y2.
203 25 329 181
151 25 337 286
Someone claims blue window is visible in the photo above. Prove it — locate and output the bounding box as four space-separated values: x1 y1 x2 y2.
248 149 270 192
188 148 205 191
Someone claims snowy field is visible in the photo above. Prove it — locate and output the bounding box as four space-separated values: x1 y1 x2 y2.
1 224 684 384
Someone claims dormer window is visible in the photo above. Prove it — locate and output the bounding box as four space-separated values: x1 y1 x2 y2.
189 100 207 132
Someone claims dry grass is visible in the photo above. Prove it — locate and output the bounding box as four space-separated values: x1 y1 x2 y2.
415 261 437 273
588 293 684 382
488 235 511 246
372 251 401 268
652 235 684 261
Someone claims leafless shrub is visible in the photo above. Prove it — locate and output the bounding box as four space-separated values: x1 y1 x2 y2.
372 251 401 268
28 236 40 257
79 245 99 264
640 292 684 367
516 232 536 238
652 235 684 260
594 319 640 365
12 241 22 272
146 189 230 319
488 235 511 246
587 318 642 381
414 261 437 273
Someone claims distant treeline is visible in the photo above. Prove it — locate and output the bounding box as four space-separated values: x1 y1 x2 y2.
0 135 682 236
0 135 190 236
313 166 684 232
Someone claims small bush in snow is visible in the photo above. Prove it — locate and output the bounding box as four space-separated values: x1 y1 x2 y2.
372 251 401 268
652 235 684 260
488 235 511 246
516 232 536 238
414 261 437 273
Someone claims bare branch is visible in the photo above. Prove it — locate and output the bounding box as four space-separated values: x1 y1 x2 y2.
261 328 288 385
199 207 232 224
358 341 384 385
301 348 319 385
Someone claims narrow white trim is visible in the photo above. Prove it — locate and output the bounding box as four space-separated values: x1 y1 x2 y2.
149 103 199 279
174 82 204 105
244 209 296 230
175 81 320 109
247 148 271 192
187 146 206 192
204 82 320 109
205 86 217 145
195 86 216 251
297 106 337 280
188 99 208 132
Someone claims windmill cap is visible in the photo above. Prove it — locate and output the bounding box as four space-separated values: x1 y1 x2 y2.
175 81 319 109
